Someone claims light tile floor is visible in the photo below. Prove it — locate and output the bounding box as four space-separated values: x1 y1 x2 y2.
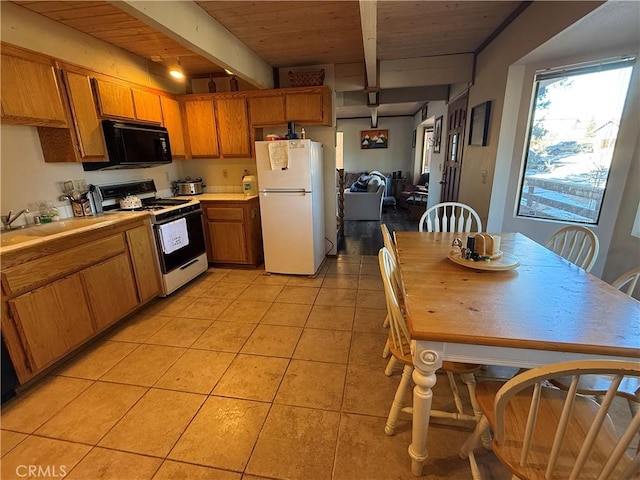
1 255 525 479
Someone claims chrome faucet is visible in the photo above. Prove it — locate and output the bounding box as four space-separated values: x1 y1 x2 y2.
1 209 29 230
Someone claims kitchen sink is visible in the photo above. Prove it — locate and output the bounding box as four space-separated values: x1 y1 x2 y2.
1 217 113 247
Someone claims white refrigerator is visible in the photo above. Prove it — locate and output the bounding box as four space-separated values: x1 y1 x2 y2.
255 140 325 275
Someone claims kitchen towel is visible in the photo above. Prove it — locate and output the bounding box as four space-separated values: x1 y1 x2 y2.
159 217 189 254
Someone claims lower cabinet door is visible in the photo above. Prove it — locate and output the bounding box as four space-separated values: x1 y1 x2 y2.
8 274 95 371
207 221 248 263
126 225 160 303
82 254 138 330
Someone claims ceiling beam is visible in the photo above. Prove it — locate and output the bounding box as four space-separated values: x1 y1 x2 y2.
359 0 378 124
111 0 273 89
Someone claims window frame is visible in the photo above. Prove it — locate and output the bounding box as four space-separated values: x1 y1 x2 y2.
515 57 635 226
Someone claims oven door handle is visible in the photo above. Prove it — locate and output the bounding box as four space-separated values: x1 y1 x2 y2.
153 209 203 226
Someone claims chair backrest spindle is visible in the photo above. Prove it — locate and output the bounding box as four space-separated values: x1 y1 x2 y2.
419 202 482 233
545 226 599 272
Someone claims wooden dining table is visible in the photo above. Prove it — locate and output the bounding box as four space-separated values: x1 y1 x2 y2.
393 231 640 477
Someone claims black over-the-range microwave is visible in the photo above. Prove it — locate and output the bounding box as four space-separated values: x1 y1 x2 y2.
82 120 172 171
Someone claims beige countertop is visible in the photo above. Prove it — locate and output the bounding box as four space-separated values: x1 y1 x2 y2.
0 211 150 253
178 193 259 202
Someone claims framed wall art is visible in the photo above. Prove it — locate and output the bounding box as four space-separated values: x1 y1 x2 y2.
433 116 443 153
361 130 388 149
412 129 417 148
469 101 492 146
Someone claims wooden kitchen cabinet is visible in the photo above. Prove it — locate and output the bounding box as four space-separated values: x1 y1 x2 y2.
215 97 250 157
202 197 263 266
1 217 160 383
244 87 332 127
81 254 138 331
60 70 107 160
183 99 219 158
248 95 286 125
93 78 135 119
0 45 68 127
285 91 324 123
8 274 95 372
132 88 163 123
161 96 186 158
93 78 163 124
125 224 161 303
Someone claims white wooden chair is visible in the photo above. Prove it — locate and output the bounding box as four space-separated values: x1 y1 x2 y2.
460 360 640 480
380 224 395 360
418 201 483 233
613 267 640 298
378 247 482 435
545 225 599 272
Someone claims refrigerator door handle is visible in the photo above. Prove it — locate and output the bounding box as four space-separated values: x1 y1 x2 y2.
261 189 308 195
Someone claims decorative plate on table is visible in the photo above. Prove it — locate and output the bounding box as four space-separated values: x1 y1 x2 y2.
447 251 520 271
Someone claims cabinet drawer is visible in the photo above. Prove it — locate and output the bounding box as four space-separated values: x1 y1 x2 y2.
206 207 244 222
1 234 126 295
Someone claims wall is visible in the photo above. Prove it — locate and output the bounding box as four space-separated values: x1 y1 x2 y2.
336 117 413 177
604 134 640 284
0 125 180 222
458 1 602 224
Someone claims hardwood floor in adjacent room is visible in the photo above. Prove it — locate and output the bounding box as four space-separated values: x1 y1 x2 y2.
339 208 418 256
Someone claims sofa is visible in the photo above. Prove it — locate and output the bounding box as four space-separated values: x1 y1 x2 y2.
342 171 386 221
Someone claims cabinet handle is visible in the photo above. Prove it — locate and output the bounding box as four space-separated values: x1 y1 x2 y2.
251 208 257 219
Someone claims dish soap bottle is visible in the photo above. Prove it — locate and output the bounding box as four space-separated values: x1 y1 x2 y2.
301 128 306 140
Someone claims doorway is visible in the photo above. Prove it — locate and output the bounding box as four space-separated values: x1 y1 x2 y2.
441 92 468 202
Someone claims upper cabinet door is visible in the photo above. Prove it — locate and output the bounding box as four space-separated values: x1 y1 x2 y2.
93 79 135 119
249 95 285 125
63 71 106 160
0 51 67 127
184 99 219 158
215 98 250 157
285 92 323 123
161 96 185 158
132 88 162 124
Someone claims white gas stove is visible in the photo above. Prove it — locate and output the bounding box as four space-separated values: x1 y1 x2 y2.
89 179 208 296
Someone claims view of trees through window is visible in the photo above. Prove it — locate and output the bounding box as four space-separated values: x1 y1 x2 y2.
518 59 634 224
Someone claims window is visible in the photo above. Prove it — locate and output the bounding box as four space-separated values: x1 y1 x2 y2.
517 58 634 224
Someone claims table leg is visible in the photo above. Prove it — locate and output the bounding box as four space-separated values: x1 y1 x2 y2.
409 342 443 476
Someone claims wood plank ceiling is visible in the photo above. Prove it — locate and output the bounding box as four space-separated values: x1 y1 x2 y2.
12 0 523 75
10 0 525 116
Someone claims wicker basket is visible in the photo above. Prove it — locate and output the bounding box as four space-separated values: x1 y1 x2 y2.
289 69 324 87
